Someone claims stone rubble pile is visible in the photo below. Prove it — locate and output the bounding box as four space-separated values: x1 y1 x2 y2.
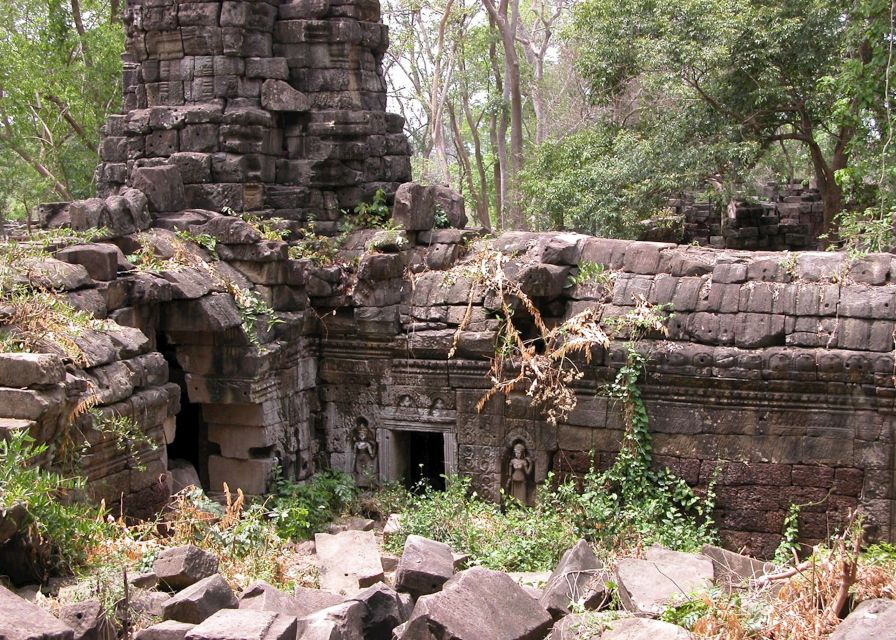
3 536 893 640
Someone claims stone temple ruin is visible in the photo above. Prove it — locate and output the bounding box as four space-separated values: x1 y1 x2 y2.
0 0 895 561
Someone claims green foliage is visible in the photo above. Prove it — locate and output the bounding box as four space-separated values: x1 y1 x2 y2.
385 475 578 572
349 188 391 228
288 220 343 266
434 205 450 229
88 408 158 470
242 214 290 241
863 542 896 567
0 430 111 575
269 470 359 540
521 119 755 236
828 206 894 257
0 0 124 211
567 262 613 287
175 229 218 253
774 503 802 565
365 220 409 253
0 282 101 364
660 590 714 629
230 287 281 347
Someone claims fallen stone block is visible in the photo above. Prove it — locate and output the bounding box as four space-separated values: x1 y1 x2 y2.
315 530 384 595
700 544 774 590
830 598 896 640
59 600 115 640
239 580 341 618
356 582 408 640
135 621 195 640
551 615 693 640
398 567 552 640
392 182 434 231
162 574 238 624
615 546 714 616
395 535 455 598
154 545 219 590
54 244 121 282
539 540 610 618
294 600 365 640
0 584 74 640
185 609 297 640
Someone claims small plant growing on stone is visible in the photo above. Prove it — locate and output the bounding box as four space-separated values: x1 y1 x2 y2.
777 251 799 280
242 213 290 241
567 261 613 287
434 204 450 229
87 408 158 470
175 229 217 253
0 429 111 578
231 286 281 347
289 219 342 266
0 284 100 364
351 188 390 228
365 219 408 253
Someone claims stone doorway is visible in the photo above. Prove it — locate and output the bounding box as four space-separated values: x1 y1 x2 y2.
406 431 446 490
157 333 209 490
378 424 457 490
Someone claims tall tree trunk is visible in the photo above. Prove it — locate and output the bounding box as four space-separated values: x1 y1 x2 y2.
483 0 524 229
462 86 491 228
69 0 92 66
448 102 483 227
427 0 457 186
487 15 508 227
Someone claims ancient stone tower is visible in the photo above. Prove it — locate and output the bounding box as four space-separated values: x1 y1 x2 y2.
96 0 411 232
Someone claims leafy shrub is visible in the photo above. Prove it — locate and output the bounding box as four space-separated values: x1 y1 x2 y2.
349 188 391 228
269 470 359 540
0 430 110 577
385 475 577 572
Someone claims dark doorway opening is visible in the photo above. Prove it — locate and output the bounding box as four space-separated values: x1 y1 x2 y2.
406 431 446 491
157 333 209 488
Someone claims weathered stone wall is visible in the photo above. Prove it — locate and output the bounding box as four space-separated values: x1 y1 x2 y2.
4 0 894 560
310 230 896 557
643 183 826 251
94 0 411 233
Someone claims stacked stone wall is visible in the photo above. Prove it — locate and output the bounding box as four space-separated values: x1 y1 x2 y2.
95 0 411 234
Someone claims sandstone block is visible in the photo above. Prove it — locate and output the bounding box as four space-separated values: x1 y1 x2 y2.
395 535 455 598
615 547 714 616
162 574 238 624
315 530 384 595
207 456 275 494
539 540 609 618
830 598 896 640
131 166 187 213
154 545 219 590
0 353 65 388
392 182 434 231
184 609 296 640
135 620 195 640
239 580 341 618
0 584 74 640
54 243 120 282
261 79 309 112
399 567 552 640
59 600 116 640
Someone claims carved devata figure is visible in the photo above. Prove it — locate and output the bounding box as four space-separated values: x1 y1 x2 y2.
505 440 534 506
352 417 378 488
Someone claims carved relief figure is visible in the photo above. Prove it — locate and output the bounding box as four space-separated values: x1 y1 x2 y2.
352 417 378 488
505 441 533 506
